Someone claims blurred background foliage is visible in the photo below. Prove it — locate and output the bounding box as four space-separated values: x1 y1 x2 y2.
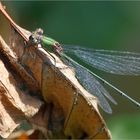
1 1 140 139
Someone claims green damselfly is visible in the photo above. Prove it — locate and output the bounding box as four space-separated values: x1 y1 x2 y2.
29 28 140 114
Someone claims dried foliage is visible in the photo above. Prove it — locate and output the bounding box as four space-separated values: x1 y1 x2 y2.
0 2 111 139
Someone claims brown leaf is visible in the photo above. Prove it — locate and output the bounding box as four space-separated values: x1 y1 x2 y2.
0 36 43 138
0 2 111 139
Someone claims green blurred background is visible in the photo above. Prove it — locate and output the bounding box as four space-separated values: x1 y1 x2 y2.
1 1 140 139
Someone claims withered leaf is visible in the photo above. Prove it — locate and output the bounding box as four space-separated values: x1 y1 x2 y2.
0 2 111 139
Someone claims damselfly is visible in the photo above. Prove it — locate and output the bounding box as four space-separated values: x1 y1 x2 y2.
29 28 140 114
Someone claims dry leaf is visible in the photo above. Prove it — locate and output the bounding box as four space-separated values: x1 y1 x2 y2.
0 2 111 139
0 36 43 138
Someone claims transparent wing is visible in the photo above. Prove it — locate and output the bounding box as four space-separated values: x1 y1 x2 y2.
64 57 117 114
63 45 140 75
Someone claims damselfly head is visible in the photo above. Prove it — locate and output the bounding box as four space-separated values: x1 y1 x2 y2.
28 34 41 45
35 28 44 35
28 29 43 46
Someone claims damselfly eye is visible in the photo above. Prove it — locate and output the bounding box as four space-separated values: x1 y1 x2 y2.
29 35 36 44
29 34 40 45
36 28 43 35
29 35 34 41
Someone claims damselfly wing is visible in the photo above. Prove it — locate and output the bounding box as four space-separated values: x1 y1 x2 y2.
62 45 140 113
